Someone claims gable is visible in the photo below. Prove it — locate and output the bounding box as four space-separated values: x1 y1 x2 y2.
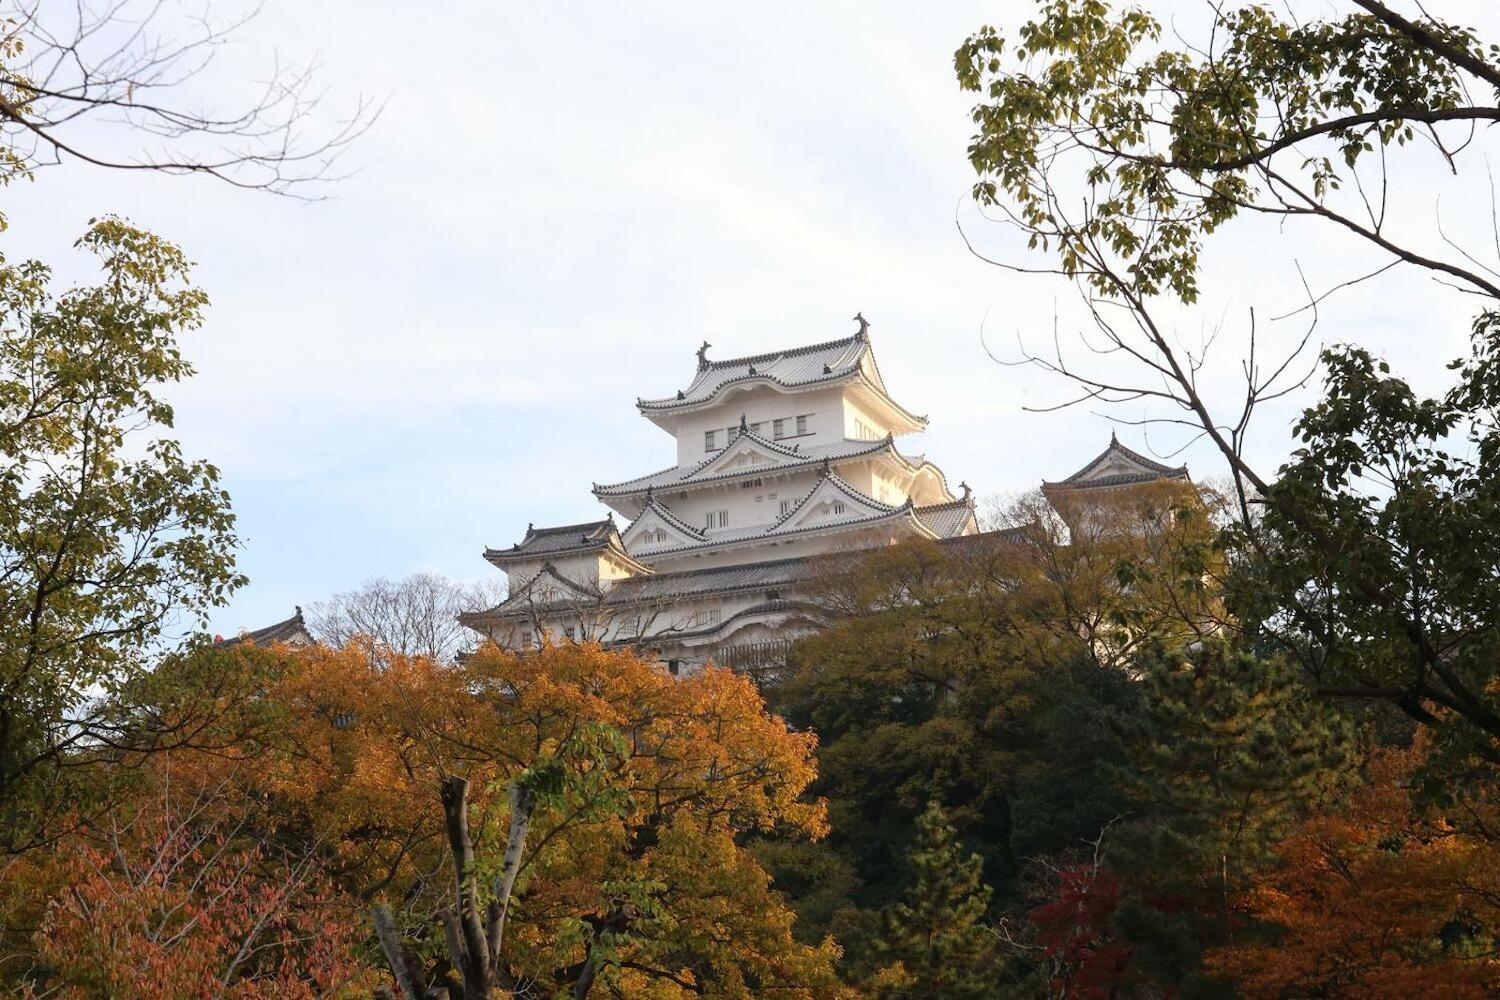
622 502 705 552
778 474 897 532
693 431 800 480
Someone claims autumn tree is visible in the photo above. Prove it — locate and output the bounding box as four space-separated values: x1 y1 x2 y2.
185 639 851 999
0 743 381 997
956 0 1500 762
1204 739 1500 998
866 801 1003 1000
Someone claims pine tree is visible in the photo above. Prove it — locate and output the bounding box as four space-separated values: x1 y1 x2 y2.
1108 639 1357 995
868 801 1002 999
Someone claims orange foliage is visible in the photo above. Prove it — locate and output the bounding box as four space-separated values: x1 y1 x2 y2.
1205 741 1500 998
2 639 846 998
217 639 846 997
11 759 378 999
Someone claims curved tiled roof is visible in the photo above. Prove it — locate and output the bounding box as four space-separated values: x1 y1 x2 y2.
638 333 868 411
484 516 647 570
768 467 899 531
217 607 313 647
635 328 928 429
1044 433 1188 491
482 563 604 614
629 496 708 542
617 467 916 563
913 498 978 539
595 434 908 499
463 527 1026 624
664 599 825 642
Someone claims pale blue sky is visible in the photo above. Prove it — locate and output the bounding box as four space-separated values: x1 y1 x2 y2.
7 1 1499 637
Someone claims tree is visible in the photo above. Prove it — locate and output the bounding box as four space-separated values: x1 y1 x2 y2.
770 488 1214 932
955 0 1500 763
1205 739 1500 997
308 572 505 662
184 639 851 999
1028 860 1141 1000
0 1 375 198
1 754 379 998
866 801 1002 1000
1106 639 1357 994
0 219 241 853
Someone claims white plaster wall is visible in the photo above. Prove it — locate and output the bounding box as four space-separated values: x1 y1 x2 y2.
652 466 821 537
668 386 848 466
841 396 893 440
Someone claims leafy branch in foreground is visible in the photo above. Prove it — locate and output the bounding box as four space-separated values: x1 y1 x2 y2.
956 0 1500 763
0 217 242 853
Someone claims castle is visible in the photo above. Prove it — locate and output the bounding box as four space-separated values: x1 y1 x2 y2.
459 318 1187 673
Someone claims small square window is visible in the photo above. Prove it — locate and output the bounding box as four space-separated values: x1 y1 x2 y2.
704 430 717 451
832 501 846 515
780 500 792 515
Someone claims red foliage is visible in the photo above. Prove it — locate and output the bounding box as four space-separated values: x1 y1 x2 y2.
1030 865 1144 1000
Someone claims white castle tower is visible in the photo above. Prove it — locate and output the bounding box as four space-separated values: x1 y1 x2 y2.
461 316 979 673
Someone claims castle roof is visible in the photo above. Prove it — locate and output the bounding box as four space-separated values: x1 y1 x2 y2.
1043 433 1189 492
913 496 979 538
483 517 646 572
216 607 313 648
461 527 1021 627
635 322 927 430
593 434 914 499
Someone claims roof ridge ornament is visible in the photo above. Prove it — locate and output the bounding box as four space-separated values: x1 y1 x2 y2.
959 480 973 505
820 455 832 477
696 340 712 370
853 312 869 339
739 413 748 432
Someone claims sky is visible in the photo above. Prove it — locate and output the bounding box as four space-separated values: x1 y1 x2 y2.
8 1 1500 637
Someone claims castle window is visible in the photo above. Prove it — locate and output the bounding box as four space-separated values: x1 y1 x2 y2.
773 418 785 439
704 430 717 451
780 500 792 515
749 422 762 435
796 414 809 435
832 501 846 515
739 477 763 489
706 509 728 529
727 425 740 443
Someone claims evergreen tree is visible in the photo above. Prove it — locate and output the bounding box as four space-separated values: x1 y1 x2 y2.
1108 639 1358 995
868 801 1003 999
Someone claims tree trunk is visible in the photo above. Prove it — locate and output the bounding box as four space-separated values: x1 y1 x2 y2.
486 779 536 969
440 775 492 999
371 903 426 1000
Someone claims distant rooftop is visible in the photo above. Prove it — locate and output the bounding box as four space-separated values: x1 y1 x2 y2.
216 607 313 648
1043 433 1189 492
